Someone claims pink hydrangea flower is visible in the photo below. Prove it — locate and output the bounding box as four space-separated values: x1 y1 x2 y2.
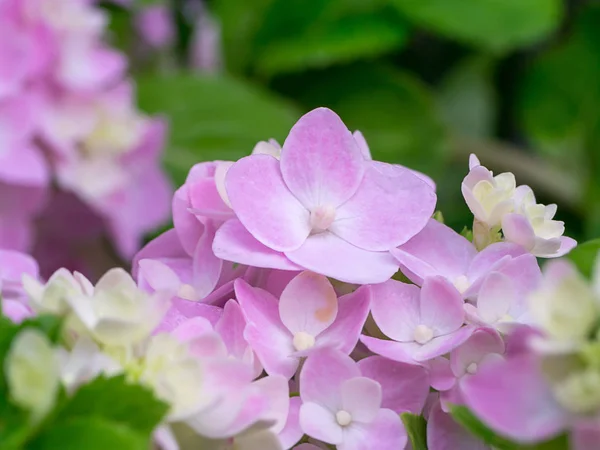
235 271 371 378
361 277 474 364
0 249 38 322
392 219 541 299
298 348 416 449
213 107 436 284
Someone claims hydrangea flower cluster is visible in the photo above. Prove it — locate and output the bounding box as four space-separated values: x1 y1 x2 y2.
1 106 593 450
0 0 171 275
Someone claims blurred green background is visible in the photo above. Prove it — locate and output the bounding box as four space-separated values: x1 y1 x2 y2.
108 0 600 243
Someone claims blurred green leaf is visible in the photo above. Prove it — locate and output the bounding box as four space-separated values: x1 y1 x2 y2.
136 73 300 185
400 413 427 450
57 375 168 437
29 418 146 450
392 0 562 52
567 239 600 279
253 1 409 76
518 6 600 158
448 405 520 450
438 56 497 137
278 63 446 177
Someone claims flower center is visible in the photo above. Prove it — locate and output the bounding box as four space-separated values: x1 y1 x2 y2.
336 410 352 427
293 332 315 351
413 324 434 345
453 275 470 294
466 362 478 375
310 205 336 232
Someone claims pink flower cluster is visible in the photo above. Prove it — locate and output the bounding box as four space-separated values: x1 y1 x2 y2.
0 0 171 275
2 106 592 450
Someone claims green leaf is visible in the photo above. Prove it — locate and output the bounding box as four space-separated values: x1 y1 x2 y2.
279 63 446 177
517 6 600 168
57 375 169 437
392 0 562 52
567 239 600 279
28 418 147 450
136 73 300 185
448 405 520 450
253 2 409 76
400 413 427 450
437 56 497 138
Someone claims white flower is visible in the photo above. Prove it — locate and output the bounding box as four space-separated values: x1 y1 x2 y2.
23 268 93 315
461 154 515 228
66 268 172 347
5 329 60 421
501 185 576 258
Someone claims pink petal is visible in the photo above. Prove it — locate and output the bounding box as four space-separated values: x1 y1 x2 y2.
285 232 399 284
331 161 436 250
0 249 39 284
234 279 297 378
370 280 421 342
278 396 303 449
450 328 505 377
280 108 365 209
299 402 343 445
172 184 204 256
226 154 310 252
252 375 290 433
215 300 250 361
340 377 382 423
137 259 180 292
392 219 476 285
300 347 359 410
342 408 407 450
191 221 222 299
213 220 302 272
0 144 49 186
427 400 490 450
476 272 514 324
461 354 569 443
188 177 233 220
538 236 577 258
360 336 419 365
415 326 475 362
358 356 430 414
353 130 371 159
279 271 338 336
501 213 536 251
2 299 32 323
155 298 222 334
420 277 465 336
316 285 371 354
428 357 456 391
133 229 187 279
213 218 304 271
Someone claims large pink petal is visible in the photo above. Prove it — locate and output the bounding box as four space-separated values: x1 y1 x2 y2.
279 271 338 336
133 229 187 279
0 144 49 186
427 400 490 450
467 242 526 284
285 232 399 284
331 161 436 250
2 299 32 323
392 219 476 284
280 108 365 209
415 326 475 362
316 285 371 354
215 300 250 361
369 280 421 342
358 356 429 414
300 347 359 410
461 354 569 443
342 408 407 450
360 336 419 365
419 276 465 336
226 154 310 252
340 377 382 423
235 279 297 378
213 219 303 271
299 402 343 445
